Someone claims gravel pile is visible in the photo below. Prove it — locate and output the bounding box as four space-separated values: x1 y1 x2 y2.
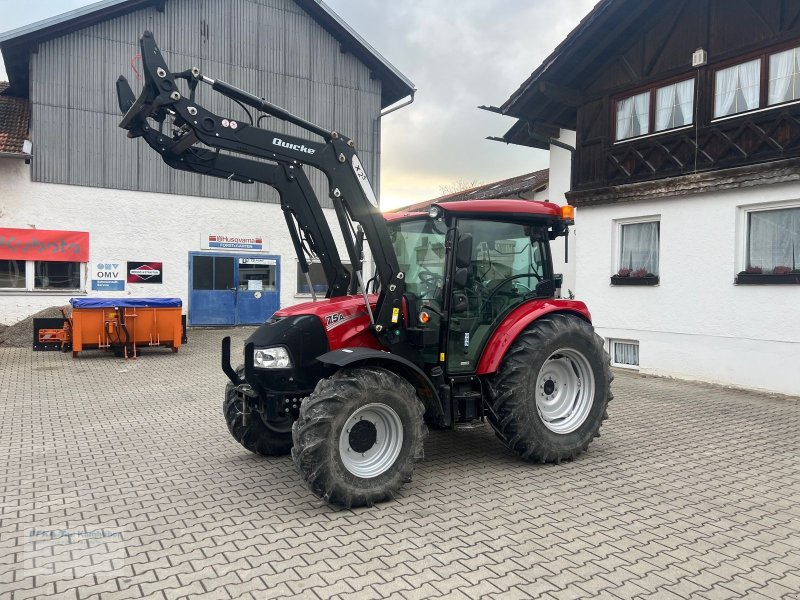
0 305 69 348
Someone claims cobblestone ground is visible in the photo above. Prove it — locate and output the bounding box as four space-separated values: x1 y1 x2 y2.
1 327 799 600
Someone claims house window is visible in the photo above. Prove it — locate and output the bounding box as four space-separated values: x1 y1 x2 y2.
616 91 650 140
610 339 639 368
714 59 761 118
655 79 695 131
619 221 660 275
0 259 26 289
745 206 800 273
768 46 800 105
615 78 696 141
0 260 85 291
34 261 82 290
296 261 352 295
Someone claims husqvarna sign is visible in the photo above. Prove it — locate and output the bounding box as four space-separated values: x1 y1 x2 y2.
201 233 267 251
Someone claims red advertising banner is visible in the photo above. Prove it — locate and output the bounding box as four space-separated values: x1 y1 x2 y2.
0 228 90 262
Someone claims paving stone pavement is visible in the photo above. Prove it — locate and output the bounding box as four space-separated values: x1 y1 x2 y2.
1 327 799 600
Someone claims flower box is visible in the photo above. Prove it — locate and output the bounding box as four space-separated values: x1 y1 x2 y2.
610 275 659 286
735 272 800 285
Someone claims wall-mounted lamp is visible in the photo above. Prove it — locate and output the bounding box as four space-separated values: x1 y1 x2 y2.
692 48 708 68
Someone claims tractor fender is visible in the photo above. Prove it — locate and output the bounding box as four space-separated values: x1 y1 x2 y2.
475 299 592 376
317 348 445 426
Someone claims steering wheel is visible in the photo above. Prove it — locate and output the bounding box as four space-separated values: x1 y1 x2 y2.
484 273 542 302
418 268 443 285
417 268 445 301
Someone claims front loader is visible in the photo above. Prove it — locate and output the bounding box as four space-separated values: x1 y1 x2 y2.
117 32 612 508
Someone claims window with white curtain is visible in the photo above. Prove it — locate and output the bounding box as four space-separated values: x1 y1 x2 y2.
655 79 695 131
714 59 761 118
616 92 650 140
769 46 800 105
609 340 639 368
619 221 660 275
746 206 800 272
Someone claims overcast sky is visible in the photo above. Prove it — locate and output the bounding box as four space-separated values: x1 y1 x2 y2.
0 0 597 209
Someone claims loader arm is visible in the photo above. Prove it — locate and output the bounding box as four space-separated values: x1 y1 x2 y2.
129 124 350 297
117 31 406 345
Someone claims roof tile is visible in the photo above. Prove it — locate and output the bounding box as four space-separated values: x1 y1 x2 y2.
400 168 549 212
0 81 31 156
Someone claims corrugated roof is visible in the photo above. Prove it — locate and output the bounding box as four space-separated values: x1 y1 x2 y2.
0 0 415 106
0 81 30 156
399 168 549 212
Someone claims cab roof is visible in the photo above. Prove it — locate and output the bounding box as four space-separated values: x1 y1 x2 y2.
383 199 563 222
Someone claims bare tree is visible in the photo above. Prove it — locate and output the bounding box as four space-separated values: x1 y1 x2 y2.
438 178 482 196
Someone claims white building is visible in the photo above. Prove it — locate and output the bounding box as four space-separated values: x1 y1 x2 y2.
0 0 414 327
492 0 799 395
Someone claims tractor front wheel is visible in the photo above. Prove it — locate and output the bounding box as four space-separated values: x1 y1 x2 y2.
291 366 426 508
223 366 294 456
488 313 612 463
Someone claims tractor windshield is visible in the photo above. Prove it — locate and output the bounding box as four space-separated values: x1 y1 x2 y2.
387 218 448 305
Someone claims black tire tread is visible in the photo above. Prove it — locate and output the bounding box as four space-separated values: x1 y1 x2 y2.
291 366 426 508
488 313 613 463
223 366 293 457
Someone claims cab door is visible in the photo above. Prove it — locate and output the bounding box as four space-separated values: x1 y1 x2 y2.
446 219 549 374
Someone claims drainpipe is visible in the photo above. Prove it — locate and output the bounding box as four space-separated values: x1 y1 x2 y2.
380 92 416 118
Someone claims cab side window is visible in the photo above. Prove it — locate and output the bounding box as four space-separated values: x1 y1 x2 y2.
448 219 548 373
463 220 546 300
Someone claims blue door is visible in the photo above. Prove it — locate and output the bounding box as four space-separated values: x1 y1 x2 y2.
236 256 280 325
190 254 236 325
189 252 280 326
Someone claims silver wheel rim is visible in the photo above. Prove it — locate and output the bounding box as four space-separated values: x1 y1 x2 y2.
338 403 404 478
535 348 595 434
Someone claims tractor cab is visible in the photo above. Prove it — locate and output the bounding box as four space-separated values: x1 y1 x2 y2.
385 199 571 373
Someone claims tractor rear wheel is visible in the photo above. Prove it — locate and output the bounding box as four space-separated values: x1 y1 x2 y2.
223 366 293 456
291 366 426 508
488 313 612 463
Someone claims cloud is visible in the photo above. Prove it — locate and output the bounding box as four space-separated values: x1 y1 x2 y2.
326 0 597 208
0 0 597 208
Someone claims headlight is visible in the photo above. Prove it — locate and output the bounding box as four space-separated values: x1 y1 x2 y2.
253 346 292 369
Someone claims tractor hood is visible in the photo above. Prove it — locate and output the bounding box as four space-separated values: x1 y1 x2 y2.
247 294 384 354
273 294 378 321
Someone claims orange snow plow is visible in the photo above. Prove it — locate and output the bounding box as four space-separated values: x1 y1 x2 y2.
38 298 183 357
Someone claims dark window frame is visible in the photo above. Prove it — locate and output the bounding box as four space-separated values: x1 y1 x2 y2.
612 74 697 142
710 39 800 119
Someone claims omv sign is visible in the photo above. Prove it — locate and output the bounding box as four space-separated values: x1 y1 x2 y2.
92 261 125 291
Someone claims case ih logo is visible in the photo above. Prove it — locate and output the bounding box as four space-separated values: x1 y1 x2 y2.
127 261 163 284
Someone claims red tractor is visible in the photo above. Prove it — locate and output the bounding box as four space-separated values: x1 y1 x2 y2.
118 32 612 507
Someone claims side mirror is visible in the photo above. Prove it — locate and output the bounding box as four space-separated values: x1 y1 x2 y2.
453 267 469 288
455 233 473 268
535 280 556 298
452 293 468 313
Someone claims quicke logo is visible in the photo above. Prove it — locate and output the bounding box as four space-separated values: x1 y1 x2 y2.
273 137 316 154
